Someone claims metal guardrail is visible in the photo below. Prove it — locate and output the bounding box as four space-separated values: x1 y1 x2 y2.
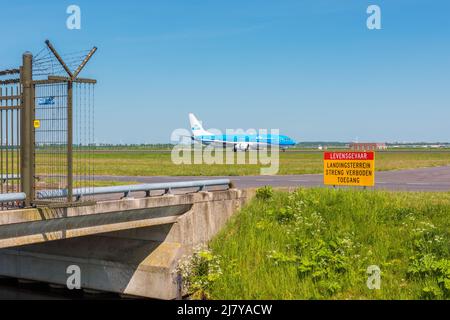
0 192 27 203
36 179 232 200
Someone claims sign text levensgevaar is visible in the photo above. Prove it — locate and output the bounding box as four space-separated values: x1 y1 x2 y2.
324 151 375 187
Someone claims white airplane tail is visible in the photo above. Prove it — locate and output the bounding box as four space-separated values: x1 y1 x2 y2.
189 113 212 137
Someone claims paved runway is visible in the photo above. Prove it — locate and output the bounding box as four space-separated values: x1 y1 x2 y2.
93 166 450 192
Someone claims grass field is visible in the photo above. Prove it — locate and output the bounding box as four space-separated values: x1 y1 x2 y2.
66 151 450 176
4 150 449 178
179 188 450 300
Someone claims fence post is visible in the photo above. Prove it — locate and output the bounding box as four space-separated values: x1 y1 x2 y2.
67 81 73 202
20 52 35 206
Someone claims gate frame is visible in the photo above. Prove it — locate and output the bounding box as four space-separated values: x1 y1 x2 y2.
19 41 96 207
1 40 97 208
32 40 97 206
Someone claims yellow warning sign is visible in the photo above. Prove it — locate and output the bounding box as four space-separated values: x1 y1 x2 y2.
33 120 40 128
324 151 375 187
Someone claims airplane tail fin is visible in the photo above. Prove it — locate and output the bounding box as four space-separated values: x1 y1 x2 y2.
189 113 211 137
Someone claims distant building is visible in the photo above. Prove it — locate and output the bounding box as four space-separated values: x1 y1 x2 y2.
350 142 387 151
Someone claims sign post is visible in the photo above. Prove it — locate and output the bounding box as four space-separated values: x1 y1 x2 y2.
324 151 375 187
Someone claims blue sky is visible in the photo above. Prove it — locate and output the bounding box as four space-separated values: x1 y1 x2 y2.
1 0 449 143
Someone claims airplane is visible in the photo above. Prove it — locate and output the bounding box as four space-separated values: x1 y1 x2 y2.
188 113 296 152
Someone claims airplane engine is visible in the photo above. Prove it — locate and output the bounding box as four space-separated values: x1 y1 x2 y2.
233 143 258 152
234 143 250 152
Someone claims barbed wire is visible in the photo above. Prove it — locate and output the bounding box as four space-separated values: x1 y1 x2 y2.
32 47 92 78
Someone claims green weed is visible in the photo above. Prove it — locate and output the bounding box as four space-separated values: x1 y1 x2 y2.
194 189 450 299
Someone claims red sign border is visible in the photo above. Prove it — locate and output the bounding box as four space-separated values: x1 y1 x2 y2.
324 151 375 161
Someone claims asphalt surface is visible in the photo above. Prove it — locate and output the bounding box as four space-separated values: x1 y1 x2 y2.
93 166 450 192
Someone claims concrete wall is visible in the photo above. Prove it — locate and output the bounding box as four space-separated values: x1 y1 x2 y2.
0 188 249 299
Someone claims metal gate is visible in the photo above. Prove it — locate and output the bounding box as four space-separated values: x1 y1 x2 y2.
0 69 22 208
0 40 97 209
33 79 96 205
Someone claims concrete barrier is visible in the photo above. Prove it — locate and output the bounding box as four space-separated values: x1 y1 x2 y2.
0 188 249 299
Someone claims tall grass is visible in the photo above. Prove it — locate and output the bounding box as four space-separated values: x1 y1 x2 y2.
187 189 450 299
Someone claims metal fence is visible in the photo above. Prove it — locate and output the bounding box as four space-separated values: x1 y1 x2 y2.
0 69 22 209
34 81 69 203
73 81 95 201
0 40 97 209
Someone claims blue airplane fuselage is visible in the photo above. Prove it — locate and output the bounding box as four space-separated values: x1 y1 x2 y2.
194 134 296 147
